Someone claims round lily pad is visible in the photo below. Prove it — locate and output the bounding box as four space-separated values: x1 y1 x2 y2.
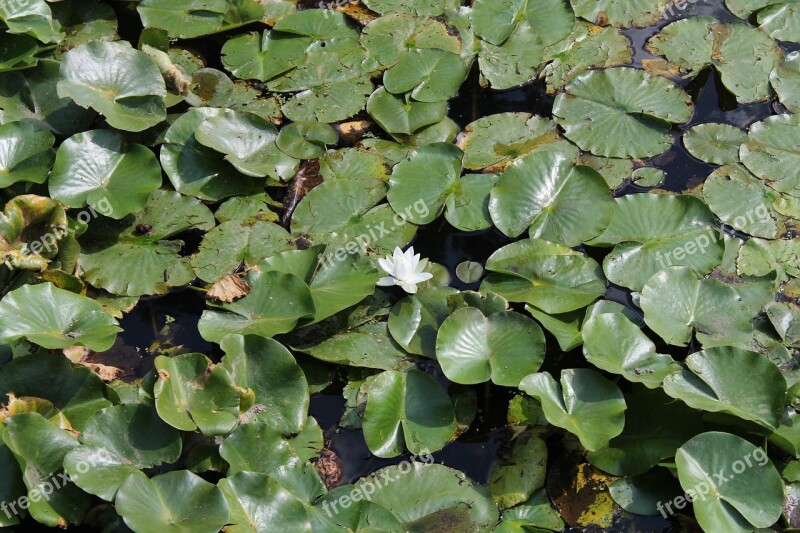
553 67 693 158
50 129 162 219
684 123 747 165
276 121 338 160
0 121 54 188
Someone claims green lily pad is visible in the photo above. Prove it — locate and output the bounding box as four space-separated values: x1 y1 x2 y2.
198 270 315 343
220 472 314 533
58 40 167 132
0 59 96 136
2 413 93 527
0 121 54 188
457 113 566 171
588 387 702 477
553 67 693 158
495 489 564 532
582 313 679 389
481 239 606 314
384 49 468 102
541 23 632 94
640 266 754 347
0 352 112 430
590 194 725 291
519 368 626 452
191 220 294 283
220 334 309 435
362 368 456 457
79 190 215 296
300 321 408 371
675 431 783 532
0 33 39 72
50 129 162 219
388 286 460 357
0 282 120 351
154 352 243 436
387 143 463 225
647 17 782 104
276 121 338 160
63 403 182 501
740 113 800 195
663 346 786 429
436 308 545 386
161 107 254 201
684 123 747 165
362 0 455 16
116 470 230 533
367 86 448 135
360 13 461 68
477 22 545 90
702 165 780 239
570 0 668 28
772 51 800 113
737 237 800 282
726 0 800 42
138 0 262 39
195 109 298 180
489 150 613 245
488 429 547 510
0 0 62 43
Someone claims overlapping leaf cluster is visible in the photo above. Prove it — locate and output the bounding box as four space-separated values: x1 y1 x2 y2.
2 0 800 531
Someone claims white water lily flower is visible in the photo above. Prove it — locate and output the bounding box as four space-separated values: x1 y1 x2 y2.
377 246 433 294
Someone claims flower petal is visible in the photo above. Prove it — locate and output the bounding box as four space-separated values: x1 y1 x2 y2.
400 281 418 293
377 276 398 286
378 257 395 276
409 272 433 284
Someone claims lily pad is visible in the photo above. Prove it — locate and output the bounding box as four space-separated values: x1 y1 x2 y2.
367 87 448 135
384 49 468 102
0 121 54 188
725 0 800 42
79 190 215 296
220 334 309 435
488 429 547 510
740 113 800 195
0 0 62 43
63 403 182 501
481 239 606 314
276 121 338 160
520 368 626 452
198 270 315 342
771 51 800 113
588 387 702 477
154 352 242 436
436 308 546 386
361 14 460 68
0 282 120 351
646 17 782 104
582 313 678 389
702 165 780 239
457 113 565 171
663 346 786 429
195 109 298 180
50 129 162 219
570 0 669 28
362 368 456 457
116 470 230 533
675 431 783 532
640 266 754 347
684 123 747 165
58 40 167 132
300 321 408 371
489 150 613 245
161 107 254 201
553 67 693 158
477 22 545 90
590 194 725 291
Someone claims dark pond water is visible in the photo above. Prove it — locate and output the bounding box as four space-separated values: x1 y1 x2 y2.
103 1 795 531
